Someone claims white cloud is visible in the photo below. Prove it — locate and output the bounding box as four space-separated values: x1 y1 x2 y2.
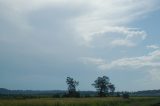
82 50 160 86
75 26 147 48
81 57 105 65
109 27 146 47
0 0 159 47
147 45 159 49
73 0 158 47
82 50 160 70
111 39 135 47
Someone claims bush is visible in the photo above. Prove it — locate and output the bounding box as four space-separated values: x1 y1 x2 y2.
52 94 61 98
116 92 121 97
62 92 80 98
122 92 129 99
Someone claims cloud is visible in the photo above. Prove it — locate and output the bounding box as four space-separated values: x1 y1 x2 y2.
0 0 159 48
81 57 105 66
78 26 147 48
82 49 160 70
0 0 160 74
88 26 147 47
0 0 90 65
147 45 159 49
82 49 160 87
109 27 146 47
1 0 160 90
111 39 135 47
134 68 160 89
72 0 159 47
149 69 160 81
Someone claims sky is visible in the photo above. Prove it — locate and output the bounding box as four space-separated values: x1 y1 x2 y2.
0 0 160 91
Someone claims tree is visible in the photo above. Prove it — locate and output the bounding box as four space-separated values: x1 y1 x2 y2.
66 77 79 97
108 83 115 95
92 76 115 97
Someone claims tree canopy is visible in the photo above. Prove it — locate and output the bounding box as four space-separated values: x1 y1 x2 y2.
92 76 115 97
66 77 79 97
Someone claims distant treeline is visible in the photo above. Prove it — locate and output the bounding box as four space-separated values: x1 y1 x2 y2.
0 88 160 99
131 90 160 96
0 88 97 99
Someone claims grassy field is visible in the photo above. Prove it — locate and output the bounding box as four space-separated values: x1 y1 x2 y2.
0 97 160 106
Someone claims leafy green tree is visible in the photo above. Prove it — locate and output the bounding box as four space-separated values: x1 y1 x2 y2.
66 77 79 97
92 76 115 97
108 83 115 95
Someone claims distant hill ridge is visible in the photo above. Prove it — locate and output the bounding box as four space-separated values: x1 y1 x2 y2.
0 88 160 96
131 89 160 96
0 88 96 96
0 88 66 95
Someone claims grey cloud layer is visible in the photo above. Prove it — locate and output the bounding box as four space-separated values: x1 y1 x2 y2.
1 0 159 48
0 0 160 90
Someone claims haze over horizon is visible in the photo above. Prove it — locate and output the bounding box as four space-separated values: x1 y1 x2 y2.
0 0 160 91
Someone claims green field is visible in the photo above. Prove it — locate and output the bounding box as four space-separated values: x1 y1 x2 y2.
0 97 160 106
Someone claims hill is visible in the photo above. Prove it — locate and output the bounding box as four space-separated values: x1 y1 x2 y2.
0 88 160 97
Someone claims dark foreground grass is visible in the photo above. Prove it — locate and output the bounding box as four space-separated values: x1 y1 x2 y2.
0 97 160 106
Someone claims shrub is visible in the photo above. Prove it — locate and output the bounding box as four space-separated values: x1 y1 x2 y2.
122 92 129 99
